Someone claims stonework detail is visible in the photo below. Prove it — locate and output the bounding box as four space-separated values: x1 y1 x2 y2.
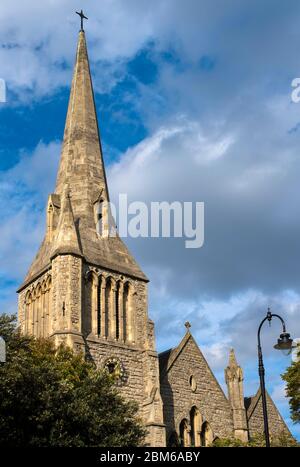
159 331 234 446
245 389 292 441
17 28 292 447
225 349 249 442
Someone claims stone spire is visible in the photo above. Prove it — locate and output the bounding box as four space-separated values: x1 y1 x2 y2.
51 188 82 259
225 349 249 442
55 30 109 214
19 30 147 288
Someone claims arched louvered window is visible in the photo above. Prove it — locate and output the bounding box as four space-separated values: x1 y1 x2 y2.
105 278 113 338
190 406 202 447
200 421 214 447
115 281 121 340
179 419 190 447
97 276 101 336
123 282 129 342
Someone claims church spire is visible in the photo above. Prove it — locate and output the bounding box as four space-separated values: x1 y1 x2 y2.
19 26 147 289
55 30 109 213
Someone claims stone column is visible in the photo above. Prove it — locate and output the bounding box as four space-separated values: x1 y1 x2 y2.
109 279 116 340
25 297 30 335
47 285 52 336
127 284 135 343
118 282 124 342
91 274 99 335
32 295 36 336
41 291 45 338
100 276 106 337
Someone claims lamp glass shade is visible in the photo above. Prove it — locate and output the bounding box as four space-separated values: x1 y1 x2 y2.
274 332 296 355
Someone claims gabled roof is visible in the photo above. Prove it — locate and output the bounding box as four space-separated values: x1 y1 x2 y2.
245 386 292 435
159 330 229 403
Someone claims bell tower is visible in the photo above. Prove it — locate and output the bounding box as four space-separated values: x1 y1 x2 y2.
17 24 166 447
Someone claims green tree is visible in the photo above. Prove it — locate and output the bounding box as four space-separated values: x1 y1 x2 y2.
212 433 298 447
282 347 300 424
0 314 146 447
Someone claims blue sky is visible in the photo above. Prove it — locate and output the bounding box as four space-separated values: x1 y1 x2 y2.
1 0 300 440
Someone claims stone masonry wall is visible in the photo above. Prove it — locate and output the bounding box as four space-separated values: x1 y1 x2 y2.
160 336 234 443
18 269 52 335
247 393 292 441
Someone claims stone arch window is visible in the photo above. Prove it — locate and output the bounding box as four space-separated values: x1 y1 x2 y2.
123 282 129 341
46 276 52 336
123 282 135 343
200 421 214 447
189 374 197 392
115 281 121 340
105 277 114 338
179 419 190 447
42 276 51 338
97 275 102 336
24 276 52 338
190 406 202 447
85 273 136 342
31 289 37 336
35 284 42 338
25 291 32 335
86 271 99 336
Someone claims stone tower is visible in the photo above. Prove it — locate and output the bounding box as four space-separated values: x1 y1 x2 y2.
225 349 249 442
17 30 166 447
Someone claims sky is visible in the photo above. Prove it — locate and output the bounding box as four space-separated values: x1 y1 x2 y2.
0 0 300 440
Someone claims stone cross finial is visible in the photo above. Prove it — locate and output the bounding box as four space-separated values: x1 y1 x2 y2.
185 321 191 331
76 9 88 31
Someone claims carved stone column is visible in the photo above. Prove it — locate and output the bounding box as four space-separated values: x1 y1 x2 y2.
32 293 36 336
127 284 135 343
41 291 45 338
118 282 124 342
109 279 116 339
48 284 52 336
100 276 106 337
91 273 99 335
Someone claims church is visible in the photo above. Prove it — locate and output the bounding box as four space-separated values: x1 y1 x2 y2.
17 25 291 447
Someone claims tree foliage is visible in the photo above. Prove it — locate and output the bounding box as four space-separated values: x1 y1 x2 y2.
212 432 298 447
282 348 300 424
0 314 146 447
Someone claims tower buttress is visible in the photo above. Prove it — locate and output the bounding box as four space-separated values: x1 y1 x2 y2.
225 349 249 442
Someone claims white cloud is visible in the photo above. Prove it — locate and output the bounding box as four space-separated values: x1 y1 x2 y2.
0 141 60 289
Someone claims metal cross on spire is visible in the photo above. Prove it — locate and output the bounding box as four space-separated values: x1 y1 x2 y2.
76 9 88 31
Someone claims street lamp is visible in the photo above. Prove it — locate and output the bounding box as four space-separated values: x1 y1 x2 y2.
257 309 296 448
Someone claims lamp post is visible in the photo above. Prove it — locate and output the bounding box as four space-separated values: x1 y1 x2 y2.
257 309 296 448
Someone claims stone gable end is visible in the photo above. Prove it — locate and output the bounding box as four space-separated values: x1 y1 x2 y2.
160 334 234 441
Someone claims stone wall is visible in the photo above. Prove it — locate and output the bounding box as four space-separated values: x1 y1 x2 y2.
160 334 234 445
18 268 52 336
246 392 292 441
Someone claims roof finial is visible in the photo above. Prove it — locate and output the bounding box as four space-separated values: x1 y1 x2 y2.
76 9 88 31
185 321 191 331
228 348 238 367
